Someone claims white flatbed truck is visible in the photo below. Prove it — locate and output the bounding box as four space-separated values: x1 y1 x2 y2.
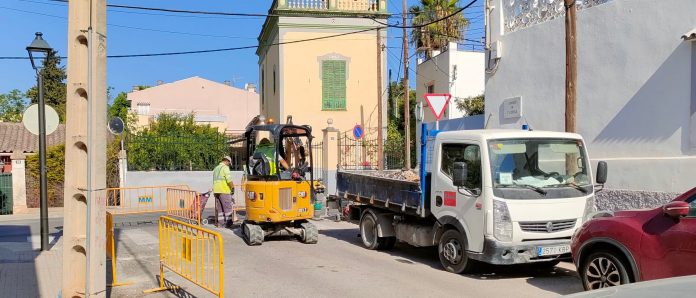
333 128 607 273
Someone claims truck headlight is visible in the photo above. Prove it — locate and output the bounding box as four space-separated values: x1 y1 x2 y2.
583 197 597 223
493 200 513 242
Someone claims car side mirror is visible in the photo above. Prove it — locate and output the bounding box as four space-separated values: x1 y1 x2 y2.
663 201 690 219
595 161 608 185
453 162 468 187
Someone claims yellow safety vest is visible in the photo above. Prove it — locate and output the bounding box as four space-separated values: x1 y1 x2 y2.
256 145 278 175
213 163 232 194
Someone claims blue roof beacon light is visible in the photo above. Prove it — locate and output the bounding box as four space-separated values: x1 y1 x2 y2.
522 124 529 130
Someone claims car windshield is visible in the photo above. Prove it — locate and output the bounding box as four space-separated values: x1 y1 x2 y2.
488 138 590 191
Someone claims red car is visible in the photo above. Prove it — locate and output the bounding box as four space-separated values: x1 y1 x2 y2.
571 187 696 290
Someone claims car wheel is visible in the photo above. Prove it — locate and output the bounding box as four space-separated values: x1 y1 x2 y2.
438 229 477 274
581 250 631 290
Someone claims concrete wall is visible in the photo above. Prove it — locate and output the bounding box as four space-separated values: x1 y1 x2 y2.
125 171 244 209
485 0 696 194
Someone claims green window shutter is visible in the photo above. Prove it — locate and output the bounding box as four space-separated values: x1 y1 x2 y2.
322 60 346 110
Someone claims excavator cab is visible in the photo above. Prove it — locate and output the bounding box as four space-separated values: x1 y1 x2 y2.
240 123 318 245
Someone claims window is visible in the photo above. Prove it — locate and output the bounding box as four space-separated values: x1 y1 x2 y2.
427 84 435 94
136 102 150 115
441 143 481 190
687 194 696 217
273 65 277 95
322 60 347 110
261 69 265 106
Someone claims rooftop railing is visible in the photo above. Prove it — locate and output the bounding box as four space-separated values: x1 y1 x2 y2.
278 0 386 13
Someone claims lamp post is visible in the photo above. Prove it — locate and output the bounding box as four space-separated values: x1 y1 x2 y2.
26 32 53 251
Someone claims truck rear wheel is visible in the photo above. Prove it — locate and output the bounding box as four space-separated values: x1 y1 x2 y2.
359 212 394 250
438 229 477 274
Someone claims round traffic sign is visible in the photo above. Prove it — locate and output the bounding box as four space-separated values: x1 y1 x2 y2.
108 117 125 135
353 125 364 140
22 104 60 136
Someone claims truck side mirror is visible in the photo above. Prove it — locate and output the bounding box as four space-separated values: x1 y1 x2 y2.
453 162 468 187
595 161 608 184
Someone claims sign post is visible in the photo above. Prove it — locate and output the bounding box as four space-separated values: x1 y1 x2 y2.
423 93 452 130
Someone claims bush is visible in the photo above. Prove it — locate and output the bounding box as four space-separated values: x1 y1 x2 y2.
26 139 122 208
127 113 227 171
26 145 65 208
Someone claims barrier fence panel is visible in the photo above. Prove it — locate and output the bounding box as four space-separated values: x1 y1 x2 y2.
106 185 190 215
166 188 201 225
106 212 132 287
145 216 224 297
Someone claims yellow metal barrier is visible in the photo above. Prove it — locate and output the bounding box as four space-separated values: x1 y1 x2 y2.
166 188 202 225
106 212 132 287
144 216 224 297
106 185 190 215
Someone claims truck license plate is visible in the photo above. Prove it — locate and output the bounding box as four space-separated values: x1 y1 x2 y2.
537 245 571 257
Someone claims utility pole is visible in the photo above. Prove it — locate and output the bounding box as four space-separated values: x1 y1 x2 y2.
402 0 411 169
377 28 384 170
564 0 578 175
564 0 577 133
64 0 107 297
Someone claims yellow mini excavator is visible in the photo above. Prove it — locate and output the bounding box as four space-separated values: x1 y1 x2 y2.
238 117 320 245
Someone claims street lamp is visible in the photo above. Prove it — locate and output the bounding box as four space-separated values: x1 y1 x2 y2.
26 32 52 252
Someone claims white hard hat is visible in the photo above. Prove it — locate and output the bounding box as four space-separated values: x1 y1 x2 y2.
223 156 232 162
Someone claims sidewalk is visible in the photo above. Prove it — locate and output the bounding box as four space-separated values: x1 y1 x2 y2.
0 207 64 222
0 238 63 298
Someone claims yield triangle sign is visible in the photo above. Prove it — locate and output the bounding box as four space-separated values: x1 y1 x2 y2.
424 93 451 120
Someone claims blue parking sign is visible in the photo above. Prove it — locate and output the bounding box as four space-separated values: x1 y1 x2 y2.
353 125 363 140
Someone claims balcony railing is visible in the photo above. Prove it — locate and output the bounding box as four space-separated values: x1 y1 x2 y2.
279 0 386 13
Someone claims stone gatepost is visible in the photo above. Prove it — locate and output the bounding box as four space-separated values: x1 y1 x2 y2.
322 124 340 196
118 149 127 188
10 152 27 213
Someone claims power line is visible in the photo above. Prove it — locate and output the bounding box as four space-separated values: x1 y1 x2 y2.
1 1 480 60
19 0 265 20
372 0 478 28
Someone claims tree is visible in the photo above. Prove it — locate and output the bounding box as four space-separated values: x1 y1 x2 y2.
410 0 470 58
455 94 485 116
0 89 27 122
127 113 227 171
25 50 67 122
108 91 135 129
387 80 417 168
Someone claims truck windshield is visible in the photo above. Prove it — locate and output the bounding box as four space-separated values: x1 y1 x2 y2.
488 138 590 198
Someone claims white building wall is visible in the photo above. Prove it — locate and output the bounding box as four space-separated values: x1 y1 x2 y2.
416 43 485 122
415 44 486 164
485 0 696 193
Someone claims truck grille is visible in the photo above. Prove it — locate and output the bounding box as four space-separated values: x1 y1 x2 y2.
279 188 293 211
519 219 577 233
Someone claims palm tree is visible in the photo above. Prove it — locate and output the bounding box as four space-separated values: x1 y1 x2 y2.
410 0 469 58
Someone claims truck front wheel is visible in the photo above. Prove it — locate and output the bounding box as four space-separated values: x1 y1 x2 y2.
438 229 477 274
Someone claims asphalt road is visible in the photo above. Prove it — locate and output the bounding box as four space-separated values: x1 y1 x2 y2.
110 218 584 298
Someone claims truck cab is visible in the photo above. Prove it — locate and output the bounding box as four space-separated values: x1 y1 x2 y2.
427 129 606 272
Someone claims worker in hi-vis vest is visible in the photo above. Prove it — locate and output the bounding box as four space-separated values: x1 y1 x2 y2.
252 138 289 176
213 156 235 227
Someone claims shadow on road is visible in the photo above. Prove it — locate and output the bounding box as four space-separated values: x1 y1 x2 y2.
320 226 583 296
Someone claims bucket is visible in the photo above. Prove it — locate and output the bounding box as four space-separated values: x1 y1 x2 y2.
313 202 323 219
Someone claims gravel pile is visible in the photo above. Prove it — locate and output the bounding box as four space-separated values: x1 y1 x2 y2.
351 169 420 182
